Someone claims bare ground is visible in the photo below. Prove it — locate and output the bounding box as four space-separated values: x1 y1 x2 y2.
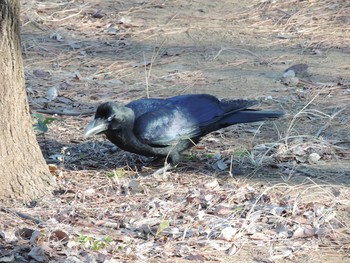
1 0 350 262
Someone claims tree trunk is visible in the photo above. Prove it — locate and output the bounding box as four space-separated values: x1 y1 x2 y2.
0 0 55 200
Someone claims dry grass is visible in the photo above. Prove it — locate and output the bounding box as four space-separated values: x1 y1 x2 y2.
251 0 350 49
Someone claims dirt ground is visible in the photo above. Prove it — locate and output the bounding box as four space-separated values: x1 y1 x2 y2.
1 0 350 262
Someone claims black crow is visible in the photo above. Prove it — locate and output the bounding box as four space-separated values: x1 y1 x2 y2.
84 94 283 163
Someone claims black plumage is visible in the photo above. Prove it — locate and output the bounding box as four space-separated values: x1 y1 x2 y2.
84 94 283 163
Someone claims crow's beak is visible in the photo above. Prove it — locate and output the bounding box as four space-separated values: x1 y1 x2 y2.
84 118 108 138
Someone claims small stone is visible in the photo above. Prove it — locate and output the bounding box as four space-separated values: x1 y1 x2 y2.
281 76 299 86
282 69 296 78
308 153 321 164
284 64 308 76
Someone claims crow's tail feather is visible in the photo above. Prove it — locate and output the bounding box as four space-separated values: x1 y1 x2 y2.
221 110 284 126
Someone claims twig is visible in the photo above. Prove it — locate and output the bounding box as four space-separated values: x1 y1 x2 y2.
33 108 95 116
315 107 345 137
143 52 150 98
1 208 43 225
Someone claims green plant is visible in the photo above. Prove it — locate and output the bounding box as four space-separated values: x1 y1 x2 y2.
156 220 170 236
207 153 214 159
183 154 198 161
78 233 113 251
232 148 250 158
106 168 127 178
78 233 91 243
32 113 56 136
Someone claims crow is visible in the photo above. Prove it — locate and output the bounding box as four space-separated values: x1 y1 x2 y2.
84 94 283 163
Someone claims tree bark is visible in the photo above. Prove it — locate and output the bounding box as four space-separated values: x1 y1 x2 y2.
0 0 55 200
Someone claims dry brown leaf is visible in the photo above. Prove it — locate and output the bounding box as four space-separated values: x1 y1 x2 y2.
50 230 69 242
28 247 48 262
292 215 309 224
215 206 232 216
33 69 51 78
250 232 268 240
293 226 316 238
48 164 58 173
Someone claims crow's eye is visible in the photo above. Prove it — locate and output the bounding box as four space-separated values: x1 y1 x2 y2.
107 115 114 122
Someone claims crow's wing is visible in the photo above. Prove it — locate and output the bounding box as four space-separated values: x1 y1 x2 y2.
126 98 166 118
132 94 258 146
166 94 258 125
133 105 200 146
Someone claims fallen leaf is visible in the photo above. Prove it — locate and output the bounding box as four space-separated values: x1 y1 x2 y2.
47 86 59 102
30 230 40 244
17 228 35 240
28 247 48 262
156 220 170 236
250 232 268 240
204 180 220 189
92 9 104 18
33 69 51 78
215 159 228 170
220 226 237 241
228 244 238 255
293 225 316 238
3 231 18 242
0 254 15 262
48 164 58 175
215 206 232 216
51 230 69 242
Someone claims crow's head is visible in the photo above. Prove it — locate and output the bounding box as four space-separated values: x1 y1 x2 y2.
84 102 134 138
